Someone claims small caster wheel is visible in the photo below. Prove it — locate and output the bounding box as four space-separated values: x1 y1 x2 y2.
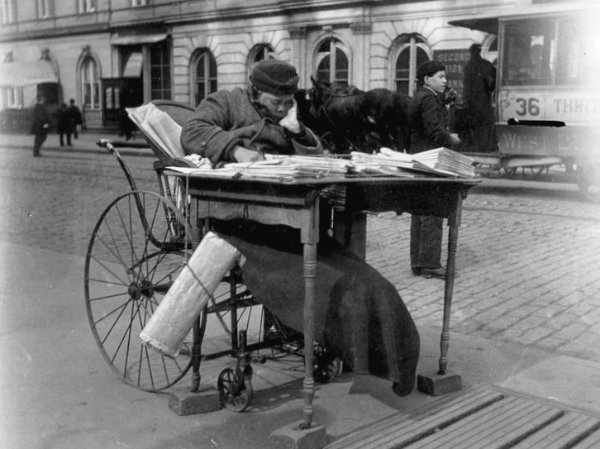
217 367 253 412
314 344 344 383
314 356 344 383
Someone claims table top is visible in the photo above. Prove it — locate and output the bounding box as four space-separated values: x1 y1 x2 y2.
166 168 481 188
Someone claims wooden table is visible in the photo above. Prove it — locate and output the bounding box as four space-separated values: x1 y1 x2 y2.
175 172 479 430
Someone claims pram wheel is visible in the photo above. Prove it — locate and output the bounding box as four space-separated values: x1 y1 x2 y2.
218 367 253 412
84 191 193 391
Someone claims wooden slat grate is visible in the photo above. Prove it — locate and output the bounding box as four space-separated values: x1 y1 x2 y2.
325 387 600 449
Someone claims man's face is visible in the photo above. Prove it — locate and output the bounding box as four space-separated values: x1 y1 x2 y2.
424 70 447 95
256 92 295 121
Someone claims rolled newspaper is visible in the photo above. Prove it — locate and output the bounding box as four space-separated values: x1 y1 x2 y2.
140 232 241 358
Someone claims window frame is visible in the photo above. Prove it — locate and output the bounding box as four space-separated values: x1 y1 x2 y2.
150 40 171 100
0 0 15 24
314 37 350 86
249 44 276 65
501 18 557 87
37 0 53 19
81 57 100 110
392 34 431 96
78 0 96 13
191 48 217 106
3 86 23 108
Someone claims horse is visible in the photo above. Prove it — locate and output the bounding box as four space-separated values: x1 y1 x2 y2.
296 78 411 154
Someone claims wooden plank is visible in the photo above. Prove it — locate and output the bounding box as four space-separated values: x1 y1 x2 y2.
408 397 559 449
572 425 600 449
510 413 600 449
326 387 600 449
325 388 503 449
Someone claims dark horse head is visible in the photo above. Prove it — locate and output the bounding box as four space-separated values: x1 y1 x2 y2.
296 78 367 153
361 88 411 153
296 77 411 154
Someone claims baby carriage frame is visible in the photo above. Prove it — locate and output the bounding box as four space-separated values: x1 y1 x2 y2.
83 100 342 412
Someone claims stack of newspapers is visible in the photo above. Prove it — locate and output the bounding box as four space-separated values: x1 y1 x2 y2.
168 155 352 182
168 148 476 181
411 147 476 178
350 147 475 178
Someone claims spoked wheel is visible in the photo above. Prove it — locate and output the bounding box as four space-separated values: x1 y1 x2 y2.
217 367 254 412
84 191 194 391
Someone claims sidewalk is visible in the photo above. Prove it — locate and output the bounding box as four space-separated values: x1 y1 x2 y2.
3 238 600 449
0 130 154 157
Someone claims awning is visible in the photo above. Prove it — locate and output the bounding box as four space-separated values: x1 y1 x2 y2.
122 52 143 78
0 60 58 87
110 33 168 46
448 16 499 34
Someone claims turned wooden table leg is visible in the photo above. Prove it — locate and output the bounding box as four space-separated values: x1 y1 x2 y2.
301 241 317 429
439 222 458 375
439 192 463 375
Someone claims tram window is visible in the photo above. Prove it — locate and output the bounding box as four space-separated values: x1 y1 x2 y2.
555 18 585 85
503 20 555 86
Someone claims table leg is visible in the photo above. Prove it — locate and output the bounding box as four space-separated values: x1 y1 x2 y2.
439 192 463 375
439 222 458 375
300 241 317 430
417 190 463 396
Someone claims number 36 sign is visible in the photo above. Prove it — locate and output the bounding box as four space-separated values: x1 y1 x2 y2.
498 88 600 126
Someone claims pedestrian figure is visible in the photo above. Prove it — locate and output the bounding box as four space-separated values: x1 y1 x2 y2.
462 43 498 153
55 103 73 146
68 99 83 139
31 95 50 157
118 108 136 141
408 60 462 280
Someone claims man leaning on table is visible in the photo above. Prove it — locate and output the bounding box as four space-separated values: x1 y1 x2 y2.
180 59 421 397
181 58 322 164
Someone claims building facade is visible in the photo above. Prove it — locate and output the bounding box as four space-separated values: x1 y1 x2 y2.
0 0 526 132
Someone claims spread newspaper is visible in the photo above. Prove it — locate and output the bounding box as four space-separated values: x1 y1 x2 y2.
126 103 185 159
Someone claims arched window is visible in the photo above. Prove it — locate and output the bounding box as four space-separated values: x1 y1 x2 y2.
393 34 430 96
192 49 217 106
315 38 349 86
81 56 100 109
249 44 275 65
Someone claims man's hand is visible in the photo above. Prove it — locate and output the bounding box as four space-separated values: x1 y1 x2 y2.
279 101 301 134
231 146 265 163
450 133 462 149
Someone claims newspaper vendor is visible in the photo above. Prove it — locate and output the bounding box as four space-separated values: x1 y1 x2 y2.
181 59 420 396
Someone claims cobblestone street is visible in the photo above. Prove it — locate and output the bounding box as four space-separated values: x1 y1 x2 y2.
2 144 599 367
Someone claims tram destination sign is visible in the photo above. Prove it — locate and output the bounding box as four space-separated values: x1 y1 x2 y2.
498 88 600 125
433 49 471 105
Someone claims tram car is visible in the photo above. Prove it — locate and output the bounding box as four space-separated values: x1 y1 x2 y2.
450 1 600 201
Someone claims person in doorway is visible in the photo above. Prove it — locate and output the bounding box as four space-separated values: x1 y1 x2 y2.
181 59 420 396
462 43 498 153
55 103 73 147
118 108 136 141
31 95 50 157
408 60 462 279
68 99 83 139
